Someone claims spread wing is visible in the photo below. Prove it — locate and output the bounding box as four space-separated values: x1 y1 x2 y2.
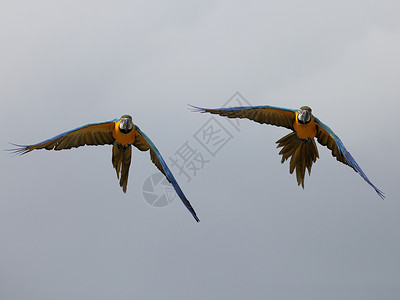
314 116 384 199
133 125 200 222
190 105 297 129
10 120 117 155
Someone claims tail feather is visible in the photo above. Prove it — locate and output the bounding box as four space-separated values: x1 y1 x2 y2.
295 143 306 187
276 132 319 188
278 140 298 163
112 144 122 179
307 139 319 175
304 142 312 175
289 142 302 174
112 143 132 193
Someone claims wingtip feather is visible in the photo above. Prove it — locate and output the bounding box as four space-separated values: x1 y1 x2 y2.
376 188 385 200
192 213 200 223
5 143 30 156
188 104 207 113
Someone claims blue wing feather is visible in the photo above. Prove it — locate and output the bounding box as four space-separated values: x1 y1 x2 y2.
135 125 200 222
189 104 297 114
314 116 384 199
8 119 118 155
189 104 297 129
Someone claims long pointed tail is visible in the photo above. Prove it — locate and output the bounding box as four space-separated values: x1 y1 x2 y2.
276 132 319 188
112 143 132 193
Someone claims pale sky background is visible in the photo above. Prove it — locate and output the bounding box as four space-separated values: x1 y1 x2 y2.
1 1 400 299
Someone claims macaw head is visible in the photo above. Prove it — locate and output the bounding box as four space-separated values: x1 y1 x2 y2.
119 115 133 133
297 106 312 124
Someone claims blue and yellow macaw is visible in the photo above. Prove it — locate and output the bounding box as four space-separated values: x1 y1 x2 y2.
10 115 200 222
191 105 384 199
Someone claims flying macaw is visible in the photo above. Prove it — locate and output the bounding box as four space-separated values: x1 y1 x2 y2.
191 105 384 199
10 115 200 222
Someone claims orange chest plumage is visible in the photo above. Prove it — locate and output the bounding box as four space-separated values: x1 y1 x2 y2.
293 112 318 139
112 120 136 146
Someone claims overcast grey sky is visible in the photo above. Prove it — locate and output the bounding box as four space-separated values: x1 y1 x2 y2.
1 1 400 299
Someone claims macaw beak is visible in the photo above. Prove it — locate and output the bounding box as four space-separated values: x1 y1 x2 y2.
119 118 133 132
298 110 311 124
